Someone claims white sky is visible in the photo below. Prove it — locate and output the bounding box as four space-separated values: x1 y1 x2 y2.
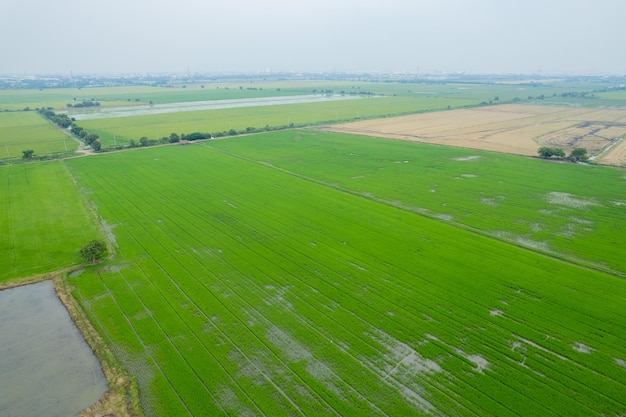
1 0 624 75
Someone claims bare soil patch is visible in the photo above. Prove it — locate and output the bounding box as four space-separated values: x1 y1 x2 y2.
325 104 626 165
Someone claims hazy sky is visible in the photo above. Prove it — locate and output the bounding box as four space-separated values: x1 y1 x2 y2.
1 0 625 75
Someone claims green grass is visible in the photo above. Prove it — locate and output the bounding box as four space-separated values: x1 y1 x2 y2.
64 81 626 148
207 130 626 275
0 112 78 159
66 142 626 416
0 85 299 111
79 95 474 147
0 162 101 282
0 79 608 112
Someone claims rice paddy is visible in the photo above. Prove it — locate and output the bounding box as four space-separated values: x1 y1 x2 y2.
0 161 100 282
64 136 626 416
0 112 77 159
2 79 626 416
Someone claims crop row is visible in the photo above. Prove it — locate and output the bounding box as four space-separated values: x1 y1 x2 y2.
206 130 626 275
0 112 77 159
0 162 99 282
67 144 626 416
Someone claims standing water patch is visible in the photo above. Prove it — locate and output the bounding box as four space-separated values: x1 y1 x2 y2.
0 281 107 417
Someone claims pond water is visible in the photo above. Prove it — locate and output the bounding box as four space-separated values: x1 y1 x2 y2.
0 281 107 417
68 93 373 120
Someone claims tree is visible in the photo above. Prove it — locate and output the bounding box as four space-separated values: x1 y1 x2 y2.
553 148 565 158
139 136 149 146
169 132 180 143
91 139 102 151
569 148 588 162
22 149 34 159
70 125 84 137
538 147 565 159
85 133 99 146
538 147 553 158
79 240 107 263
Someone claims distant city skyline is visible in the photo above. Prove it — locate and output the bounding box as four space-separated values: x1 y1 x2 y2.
2 0 625 76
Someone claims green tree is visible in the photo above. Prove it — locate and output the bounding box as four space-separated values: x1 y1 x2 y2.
85 133 99 146
538 147 565 159
22 149 34 159
71 125 84 136
169 132 180 143
92 139 102 151
538 147 553 158
569 148 588 162
79 240 107 263
139 137 149 146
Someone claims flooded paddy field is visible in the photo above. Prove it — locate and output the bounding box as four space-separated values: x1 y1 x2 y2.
0 281 107 417
69 94 370 120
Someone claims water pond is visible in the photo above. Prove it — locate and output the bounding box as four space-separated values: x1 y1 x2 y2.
0 281 107 417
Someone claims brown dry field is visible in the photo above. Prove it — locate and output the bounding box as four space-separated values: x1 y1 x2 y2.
327 104 626 166
597 137 626 166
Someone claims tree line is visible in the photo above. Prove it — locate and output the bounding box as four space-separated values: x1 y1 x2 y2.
538 147 588 162
37 108 102 151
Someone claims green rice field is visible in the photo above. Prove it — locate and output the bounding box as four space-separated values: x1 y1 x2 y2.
79 95 471 147
0 112 77 159
0 85 299 111
64 135 626 416
207 130 626 275
0 162 100 282
0 80 593 111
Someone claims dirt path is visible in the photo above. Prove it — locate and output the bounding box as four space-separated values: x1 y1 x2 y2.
73 136 94 156
41 115 95 158
57 125 94 157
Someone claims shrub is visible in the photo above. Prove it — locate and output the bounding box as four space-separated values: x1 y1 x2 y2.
79 240 107 263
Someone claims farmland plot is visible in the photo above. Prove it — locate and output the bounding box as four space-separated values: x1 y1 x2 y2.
0 112 77 158
78 95 468 147
208 130 626 276
0 162 100 282
67 145 626 416
327 104 626 164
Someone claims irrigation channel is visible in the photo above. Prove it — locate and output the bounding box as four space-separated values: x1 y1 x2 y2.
68 94 377 120
0 281 107 417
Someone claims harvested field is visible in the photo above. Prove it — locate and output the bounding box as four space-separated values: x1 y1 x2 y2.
326 104 626 164
595 136 626 167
